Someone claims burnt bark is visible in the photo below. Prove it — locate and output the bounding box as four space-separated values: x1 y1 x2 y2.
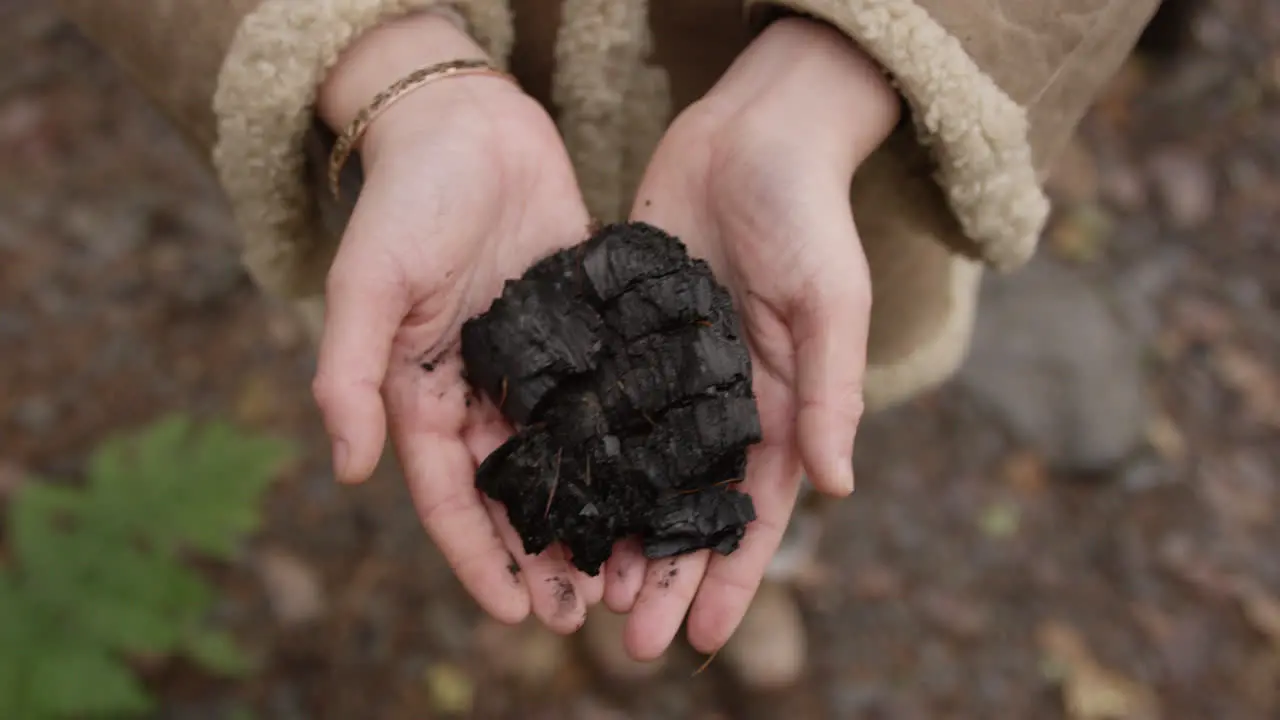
461 222 762 575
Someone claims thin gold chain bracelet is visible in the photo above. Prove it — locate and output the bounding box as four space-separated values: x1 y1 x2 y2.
327 58 517 199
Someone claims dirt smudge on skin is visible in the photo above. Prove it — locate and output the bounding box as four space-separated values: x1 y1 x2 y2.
657 559 679 590
548 576 577 615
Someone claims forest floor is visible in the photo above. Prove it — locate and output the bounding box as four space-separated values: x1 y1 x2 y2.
1 1 1278 718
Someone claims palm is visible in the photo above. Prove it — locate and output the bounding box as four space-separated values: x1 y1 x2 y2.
603 110 870 659
314 90 603 632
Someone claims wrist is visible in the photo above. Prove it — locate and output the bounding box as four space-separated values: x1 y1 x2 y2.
317 10 518 160
703 16 901 167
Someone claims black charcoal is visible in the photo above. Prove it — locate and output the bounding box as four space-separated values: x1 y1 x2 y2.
462 222 762 575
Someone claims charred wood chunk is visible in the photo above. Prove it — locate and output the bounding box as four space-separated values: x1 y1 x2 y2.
462 222 762 575
641 486 757 560
458 277 604 425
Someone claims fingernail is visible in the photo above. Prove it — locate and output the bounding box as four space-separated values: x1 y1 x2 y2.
838 455 854 495
332 438 350 482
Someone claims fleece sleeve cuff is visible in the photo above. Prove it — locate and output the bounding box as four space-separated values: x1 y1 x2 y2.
746 0 1050 272
211 0 514 299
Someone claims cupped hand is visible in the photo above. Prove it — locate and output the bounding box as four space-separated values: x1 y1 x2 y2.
601 18 902 659
312 12 601 633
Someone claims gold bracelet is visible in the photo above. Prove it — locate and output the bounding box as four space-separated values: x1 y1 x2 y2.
328 58 517 199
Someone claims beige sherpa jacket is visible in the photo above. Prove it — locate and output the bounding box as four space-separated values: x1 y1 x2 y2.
55 0 1159 412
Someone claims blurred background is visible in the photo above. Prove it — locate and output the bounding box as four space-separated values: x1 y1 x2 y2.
1 0 1277 718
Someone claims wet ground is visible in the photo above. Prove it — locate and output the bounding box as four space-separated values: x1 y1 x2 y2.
1 1 1277 718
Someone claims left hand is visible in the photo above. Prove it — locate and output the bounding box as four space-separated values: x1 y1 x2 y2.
601 17 902 660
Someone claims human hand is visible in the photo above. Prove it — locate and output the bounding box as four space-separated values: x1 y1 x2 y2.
602 17 901 659
312 11 602 633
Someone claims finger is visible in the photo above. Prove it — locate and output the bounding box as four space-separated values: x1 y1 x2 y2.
603 538 647 613
484 497 590 635
789 207 871 497
461 401 602 619
572 566 606 608
397 431 530 624
685 438 804 654
624 550 710 662
313 223 411 485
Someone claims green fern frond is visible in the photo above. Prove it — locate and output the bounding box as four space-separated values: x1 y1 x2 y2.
0 414 295 719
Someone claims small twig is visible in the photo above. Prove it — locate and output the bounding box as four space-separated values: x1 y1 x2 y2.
613 379 656 426
543 448 563 519
678 477 740 495
693 648 720 676
498 376 509 410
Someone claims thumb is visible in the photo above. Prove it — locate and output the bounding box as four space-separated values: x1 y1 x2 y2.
313 215 410 484
787 202 871 497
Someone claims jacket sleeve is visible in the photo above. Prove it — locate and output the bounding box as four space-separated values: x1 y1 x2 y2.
746 0 1160 272
54 0 513 302
741 0 1158 410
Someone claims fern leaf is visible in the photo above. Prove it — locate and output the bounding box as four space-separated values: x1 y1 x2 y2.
184 628 254 676
84 414 295 558
0 414 296 718
27 643 154 717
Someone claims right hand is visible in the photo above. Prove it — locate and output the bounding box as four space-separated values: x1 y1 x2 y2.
312 11 602 633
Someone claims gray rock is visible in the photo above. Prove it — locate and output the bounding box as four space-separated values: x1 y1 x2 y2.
957 256 1149 472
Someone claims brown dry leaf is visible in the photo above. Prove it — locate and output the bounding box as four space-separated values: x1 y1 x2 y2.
1144 415 1187 463
424 662 474 716
254 547 327 627
1049 203 1114 264
1210 345 1280 428
1003 450 1049 495
1038 620 1159 720
1233 577 1280 654
234 371 282 427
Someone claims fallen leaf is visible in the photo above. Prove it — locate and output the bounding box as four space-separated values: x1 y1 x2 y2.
1144 415 1186 462
1038 620 1159 720
254 547 327 627
1049 203 1114 264
979 499 1021 540
1003 450 1049 494
234 371 282 427
424 662 474 716
1232 577 1280 654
